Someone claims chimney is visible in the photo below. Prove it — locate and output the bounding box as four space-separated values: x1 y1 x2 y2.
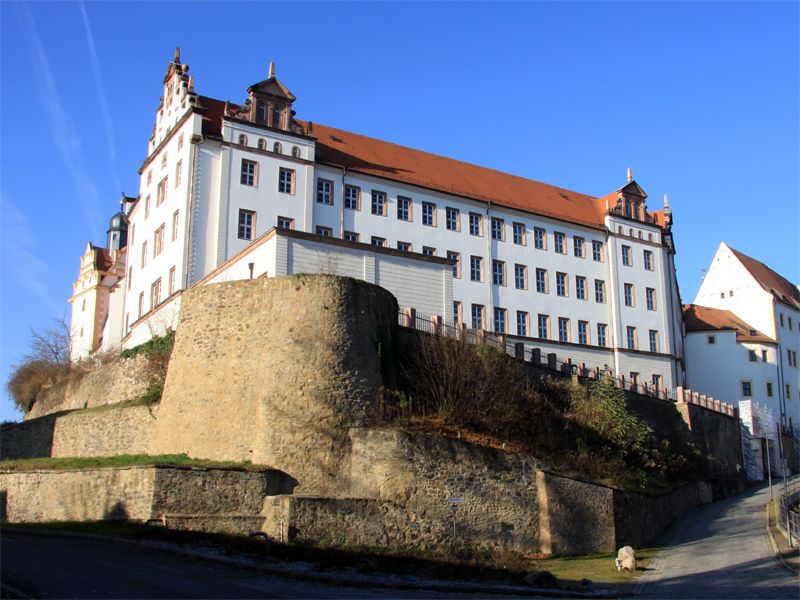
627 167 633 183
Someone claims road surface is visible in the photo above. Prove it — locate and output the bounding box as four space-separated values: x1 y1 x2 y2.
636 480 798 599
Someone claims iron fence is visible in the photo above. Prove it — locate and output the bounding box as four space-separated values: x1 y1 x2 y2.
777 483 800 548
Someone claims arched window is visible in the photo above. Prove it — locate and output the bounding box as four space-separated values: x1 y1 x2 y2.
238 134 248 146
638 231 643 239
257 138 266 151
629 228 634 237
291 146 301 158
257 103 267 123
273 142 282 154
272 107 282 128
618 226 623 234
648 233 653 242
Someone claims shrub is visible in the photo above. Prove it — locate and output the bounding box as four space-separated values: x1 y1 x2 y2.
120 330 175 360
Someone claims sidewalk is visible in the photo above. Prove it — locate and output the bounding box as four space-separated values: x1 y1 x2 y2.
766 496 799 576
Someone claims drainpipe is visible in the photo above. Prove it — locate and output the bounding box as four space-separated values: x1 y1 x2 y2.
485 202 493 332
339 166 347 238
606 225 622 376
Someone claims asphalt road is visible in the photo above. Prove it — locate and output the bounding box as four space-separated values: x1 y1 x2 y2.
635 479 799 599
0 532 503 599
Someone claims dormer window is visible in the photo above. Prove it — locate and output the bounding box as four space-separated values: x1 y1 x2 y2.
272 106 282 128
257 103 267 123
273 142 282 154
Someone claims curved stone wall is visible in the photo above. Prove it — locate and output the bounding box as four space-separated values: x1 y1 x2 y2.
149 274 398 494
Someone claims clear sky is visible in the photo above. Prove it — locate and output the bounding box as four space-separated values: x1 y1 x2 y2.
1 1 798 422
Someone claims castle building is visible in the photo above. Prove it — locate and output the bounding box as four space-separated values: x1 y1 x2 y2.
686 242 800 430
70 50 686 393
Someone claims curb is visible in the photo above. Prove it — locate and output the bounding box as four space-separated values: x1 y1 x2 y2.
764 501 799 577
1 528 617 598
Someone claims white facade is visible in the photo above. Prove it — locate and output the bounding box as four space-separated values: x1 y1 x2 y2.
691 242 800 429
71 52 687 392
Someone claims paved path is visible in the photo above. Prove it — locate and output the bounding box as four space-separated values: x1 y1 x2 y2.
636 480 799 599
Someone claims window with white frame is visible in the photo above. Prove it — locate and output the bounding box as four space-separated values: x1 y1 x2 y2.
344 185 360 210
494 307 507 334
534 227 546 250
558 317 570 342
397 196 411 221
649 330 659 352
767 381 774 397
453 301 462 325
316 179 333 205
578 320 589 345
652 374 662 389
238 209 255 240
513 222 526 245
277 216 294 230
556 272 568 297
344 231 359 242
622 245 632 266
517 311 528 336
150 278 162 310
138 292 144 318
536 268 548 293
422 246 436 256
422 202 436 226
372 190 387 216
597 323 608 347
492 260 505 286
316 226 333 237
573 236 585 258
168 266 176 296
397 241 411 252
554 231 566 254
141 241 147 268
592 240 603 261
514 264 527 290
627 326 637 350
643 249 653 271
741 381 752 397
153 224 165 256
446 207 460 231
576 275 586 300
538 314 549 339
278 168 294 193
491 217 504 241
470 256 483 282
371 236 386 247
144 195 151 219
646 287 656 311
171 210 179 241
448 251 461 278
624 283 634 307
175 161 182 188
157 177 168 205
241 160 257 186
469 212 482 236
471 304 485 330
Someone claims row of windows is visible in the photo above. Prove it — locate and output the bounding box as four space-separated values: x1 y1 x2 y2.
133 267 177 322
741 380 795 402
138 210 181 271
622 245 654 271
237 134 302 158
241 160 296 193
779 313 796 332
454 303 661 352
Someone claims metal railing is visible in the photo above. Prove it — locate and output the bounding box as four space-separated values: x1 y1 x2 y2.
777 483 800 548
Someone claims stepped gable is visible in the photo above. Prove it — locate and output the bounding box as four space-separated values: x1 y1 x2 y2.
683 304 775 344
728 246 800 310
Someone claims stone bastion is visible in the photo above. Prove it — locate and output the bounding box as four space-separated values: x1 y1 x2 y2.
149 274 398 495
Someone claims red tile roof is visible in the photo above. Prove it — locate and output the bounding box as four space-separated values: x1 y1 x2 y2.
90 245 114 272
683 304 775 344
728 246 800 310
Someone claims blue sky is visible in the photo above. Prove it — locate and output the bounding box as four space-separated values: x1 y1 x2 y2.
1 1 798 422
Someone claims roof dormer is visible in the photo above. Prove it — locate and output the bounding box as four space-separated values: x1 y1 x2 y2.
242 62 297 132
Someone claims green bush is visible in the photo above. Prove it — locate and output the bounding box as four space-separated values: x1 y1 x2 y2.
120 330 175 360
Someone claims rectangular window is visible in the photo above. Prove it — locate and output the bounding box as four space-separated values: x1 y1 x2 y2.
469 212 483 236
780 314 784 327
624 283 634 307
787 384 792 400
514 264 527 290
592 240 603 261
397 241 411 252
595 279 606 303
238 209 255 240
643 250 653 271
138 292 144 318
708 335 716 344
156 178 167 206
597 323 608 347
554 231 566 254
517 311 528 337
536 268 548 293
749 349 758 362
741 381 752 397
446 207 460 231
343 231 359 242
556 272 568 297
767 382 774 397
168 266 176 296
422 201 436 226
150 278 162 310
627 326 637 350
422 246 436 257
622 245 632 266
316 226 333 237
153 224 165 256
128 266 132 290
371 236 386 247
277 216 294 230
175 160 182 188
494 307 507 334
171 210 179 241
762 349 768 362
470 256 483 282
278 168 294 193
144 196 151 220
646 287 656 311
448 251 461 278
344 185 360 210
453 301 462 325
491 217 504 241
316 179 333 205
538 314 550 339
578 320 589 345
652 374 662 389
573 236 585 258
372 190 387 216
558 317 570 342
397 196 411 221
789 317 793 330
471 304 485 330
492 260 505 286
241 160 257 186
649 330 659 352
576 276 586 300
141 241 147 268
513 222 526 245
534 227 546 250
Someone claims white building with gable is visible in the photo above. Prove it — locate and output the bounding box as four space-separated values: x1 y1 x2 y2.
69 50 687 394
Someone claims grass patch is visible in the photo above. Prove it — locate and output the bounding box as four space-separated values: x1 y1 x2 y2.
0 454 261 471
532 549 659 589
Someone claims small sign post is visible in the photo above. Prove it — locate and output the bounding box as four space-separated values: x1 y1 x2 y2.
447 497 463 539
